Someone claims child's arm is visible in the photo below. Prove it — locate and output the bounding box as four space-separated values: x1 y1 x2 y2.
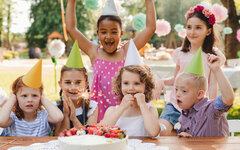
86 106 98 125
55 97 71 136
66 0 97 61
125 0 156 52
207 54 234 105
154 64 180 99
41 95 63 124
99 94 134 126
135 93 160 137
0 94 15 128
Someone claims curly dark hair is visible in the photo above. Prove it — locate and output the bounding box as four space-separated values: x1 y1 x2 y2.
112 65 155 103
12 76 43 120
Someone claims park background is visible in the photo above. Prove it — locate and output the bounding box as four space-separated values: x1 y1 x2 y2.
0 0 240 130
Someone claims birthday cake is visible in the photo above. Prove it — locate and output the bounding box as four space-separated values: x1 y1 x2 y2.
58 125 128 150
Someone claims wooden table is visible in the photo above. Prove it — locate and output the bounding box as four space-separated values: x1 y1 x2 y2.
1 136 240 150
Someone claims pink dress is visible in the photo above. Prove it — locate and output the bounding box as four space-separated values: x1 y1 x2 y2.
170 48 226 111
91 47 125 122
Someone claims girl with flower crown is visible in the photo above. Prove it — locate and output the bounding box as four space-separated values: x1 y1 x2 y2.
155 4 226 136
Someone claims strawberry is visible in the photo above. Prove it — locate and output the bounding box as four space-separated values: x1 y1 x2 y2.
104 133 110 138
59 132 65 137
70 129 77 135
65 131 72 136
114 133 119 138
88 128 94 135
97 130 103 136
110 133 115 138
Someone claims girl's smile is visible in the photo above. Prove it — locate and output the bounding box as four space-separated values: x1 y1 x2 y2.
98 19 123 54
59 70 88 102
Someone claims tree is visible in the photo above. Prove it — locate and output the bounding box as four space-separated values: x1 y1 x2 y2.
221 0 240 59
26 0 92 49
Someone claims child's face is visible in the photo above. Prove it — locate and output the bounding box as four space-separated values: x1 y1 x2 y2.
121 70 145 96
97 19 123 53
16 86 41 113
186 17 211 46
59 70 88 101
175 76 199 110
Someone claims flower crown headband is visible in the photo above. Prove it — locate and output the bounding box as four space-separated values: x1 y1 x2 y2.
185 5 216 25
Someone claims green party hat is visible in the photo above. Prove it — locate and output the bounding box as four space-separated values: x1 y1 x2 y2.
184 47 204 76
66 41 84 68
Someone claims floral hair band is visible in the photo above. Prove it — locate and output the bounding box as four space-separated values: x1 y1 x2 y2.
185 5 216 25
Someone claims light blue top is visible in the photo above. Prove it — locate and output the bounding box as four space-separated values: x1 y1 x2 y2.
3 109 51 136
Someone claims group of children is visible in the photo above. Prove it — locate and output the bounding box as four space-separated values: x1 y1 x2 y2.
0 0 234 137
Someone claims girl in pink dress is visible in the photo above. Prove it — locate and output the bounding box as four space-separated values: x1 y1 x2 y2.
155 4 226 136
66 0 156 122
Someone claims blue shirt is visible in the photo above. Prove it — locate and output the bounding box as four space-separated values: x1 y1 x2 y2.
3 109 51 136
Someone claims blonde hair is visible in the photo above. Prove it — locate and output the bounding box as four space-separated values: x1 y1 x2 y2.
112 65 155 103
176 72 207 91
12 76 43 120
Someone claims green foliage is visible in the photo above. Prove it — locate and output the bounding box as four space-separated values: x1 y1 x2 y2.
25 0 91 48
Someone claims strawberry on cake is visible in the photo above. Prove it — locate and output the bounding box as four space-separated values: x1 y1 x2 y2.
58 125 128 150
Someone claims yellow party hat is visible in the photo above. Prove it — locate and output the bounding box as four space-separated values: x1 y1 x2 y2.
22 59 42 88
65 41 84 68
184 47 205 76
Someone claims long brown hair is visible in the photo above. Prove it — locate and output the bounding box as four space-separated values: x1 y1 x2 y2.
182 11 221 55
112 65 155 103
59 66 90 113
12 76 43 120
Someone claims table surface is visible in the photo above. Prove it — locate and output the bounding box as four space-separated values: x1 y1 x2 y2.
1 136 240 150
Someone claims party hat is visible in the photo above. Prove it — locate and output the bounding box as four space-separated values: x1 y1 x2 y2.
184 47 205 76
65 40 84 68
102 0 118 16
22 59 42 88
124 39 144 66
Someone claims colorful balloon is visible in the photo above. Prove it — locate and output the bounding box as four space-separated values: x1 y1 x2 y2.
85 0 102 10
223 27 232 34
174 24 184 32
132 13 146 32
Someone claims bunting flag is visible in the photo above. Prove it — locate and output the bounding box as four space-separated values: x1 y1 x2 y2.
61 0 68 41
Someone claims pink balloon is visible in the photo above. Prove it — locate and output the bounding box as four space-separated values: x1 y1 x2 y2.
237 29 240 42
155 19 171 37
178 29 186 38
212 4 228 23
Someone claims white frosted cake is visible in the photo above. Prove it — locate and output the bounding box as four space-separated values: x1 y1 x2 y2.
58 125 128 150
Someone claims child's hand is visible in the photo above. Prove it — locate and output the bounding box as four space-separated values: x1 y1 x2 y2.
40 94 48 105
178 132 192 138
121 94 135 108
154 80 166 100
62 92 70 116
9 93 17 104
207 53 221 71
134 93 146 107
67 98 77 122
